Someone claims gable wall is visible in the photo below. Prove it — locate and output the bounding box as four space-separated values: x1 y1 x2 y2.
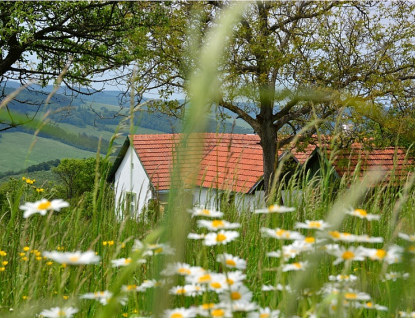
114 146 152 218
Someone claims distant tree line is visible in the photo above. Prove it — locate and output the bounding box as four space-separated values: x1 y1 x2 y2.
0 159 61 180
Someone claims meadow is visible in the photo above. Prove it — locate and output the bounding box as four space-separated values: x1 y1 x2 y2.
2 4 415 318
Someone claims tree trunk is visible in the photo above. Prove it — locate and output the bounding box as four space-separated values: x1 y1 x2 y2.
258 86 277 199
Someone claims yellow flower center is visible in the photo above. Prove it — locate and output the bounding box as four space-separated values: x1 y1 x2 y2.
202 303 215 310
155 248 163 254
375 249 386 259
211 309 225 317
342 251 355 260
227 278 234 285
308 222 321 228
293 262 302 268
176 288 186 294
345 292 357 299
38 201 52 210
268 205 279 211
355 209 367 216
260 314 270 318
124 258 132 264
366 302 373 307
178 268 191 275
210 282 222 289
225 259 236 266
201 209 210 215
58 311 67 317
212 220 225 228
69 256 80 262
216 234 227 242
305 237 315 243
127 285 137 290
231 291 241 300
171 313 183 318
276 229 289 238
198 274 211 283
329 231 340 239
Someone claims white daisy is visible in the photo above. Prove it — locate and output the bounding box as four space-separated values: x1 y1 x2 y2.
217 253 246 270
399 311 415 317
197 219 240 231
80 290 113 300
188 207 224 218
187 233 206 240
356 302 388 311
204 231 239 246
137 279 168 291
169 284 203 296
355 234 384 243
229 301 258 312
328 274 358 282
261 228 304 240
327 231 358 242
43 250 100 265
161 262 205 276
164 307 196 318
261 284 292 292
39 306 78 318
20 198 69 218
326 246 366 265
345 208 380 221
197 304 232 318
248 307 281 318
295 220 331 231
398 233 415 242
111 257 146 267
226 271 246 287
219 284 253 303
383 271 409 282
186 271 214 285
282 261 308 272
254 204 295 214
207 273 229 293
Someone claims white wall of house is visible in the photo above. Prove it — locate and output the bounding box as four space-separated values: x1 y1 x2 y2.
192 187 264 212
114 147 153 218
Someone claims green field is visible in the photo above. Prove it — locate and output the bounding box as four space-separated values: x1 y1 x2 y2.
0 132 98 173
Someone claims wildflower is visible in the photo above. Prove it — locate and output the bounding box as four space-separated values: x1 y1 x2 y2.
247 307 281 318
226 271 246 287
383 271 409 282
345 208 380 221
39 306 78 318
169 284 203 296
261 284 292 292
260 228 304 240
20 199 69 218
148 243 175 255
0 267 5 271
0 250 6 256
197 304 232 318
399 311 415 317
204 230 239 246
217 253 246 270
23 246 30 252
207 274 229 293
197 219 240 231
355 234 383 243
161 262 204 276
188 207 224 218
295 220 331 231
254 204 295 214
327 231 361 242
122 284 139 292
327 246 366 265
282 262 307 272
36 188 44 193
164 307 196 318
187 233 206 240
229 301 258 312
43 250 100 265
398 232 415 242
219 284 253 303
328 274 358 282
111 257 146 267
356 302 388 311
186 271 214 285
343 290 371 301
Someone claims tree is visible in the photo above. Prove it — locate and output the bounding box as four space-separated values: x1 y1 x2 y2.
133 1 415 196
0 1 165 131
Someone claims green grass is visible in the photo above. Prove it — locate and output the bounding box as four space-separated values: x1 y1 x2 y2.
0 132 97 173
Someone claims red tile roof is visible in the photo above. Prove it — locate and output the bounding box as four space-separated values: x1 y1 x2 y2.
131 133 262 192
128 133 414 191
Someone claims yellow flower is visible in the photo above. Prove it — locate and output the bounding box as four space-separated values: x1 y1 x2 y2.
22 296 28 300
23 246 30 252
102 241 108 246
36 188 44 193
0 267 5 272
46 261 53 266
108 241 114 246
21 256 28 261
63 295 69 300
2 261 8 266
0 250 6 256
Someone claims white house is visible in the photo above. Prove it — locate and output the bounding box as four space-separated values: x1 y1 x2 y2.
107 133 269 218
